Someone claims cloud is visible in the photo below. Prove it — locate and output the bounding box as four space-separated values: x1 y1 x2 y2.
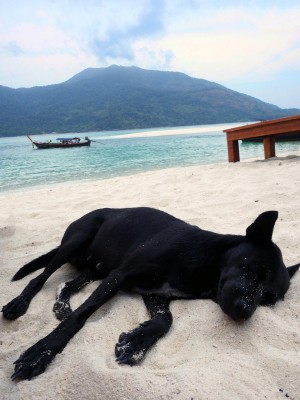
0 22 75 55
1 41 24 56
0 1 299 107
131 5 300 84
89 0 165 61
0 19 98 87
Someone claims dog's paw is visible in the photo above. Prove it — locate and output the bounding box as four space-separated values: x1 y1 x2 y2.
53 300 72 321
11 342 55 381
2 296 29 320
115 321 154 366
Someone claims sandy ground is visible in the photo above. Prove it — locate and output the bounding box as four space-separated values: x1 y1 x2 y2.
0 153 300 400
100 122 241 139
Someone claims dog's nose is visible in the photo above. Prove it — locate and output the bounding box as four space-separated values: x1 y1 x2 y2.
235 299 248 311
233 300 253 320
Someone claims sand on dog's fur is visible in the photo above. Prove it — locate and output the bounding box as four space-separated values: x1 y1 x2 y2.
0 154 300 400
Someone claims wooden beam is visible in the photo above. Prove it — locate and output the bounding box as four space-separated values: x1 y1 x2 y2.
263 136 276 159
227 139 240 162
225 116 300 141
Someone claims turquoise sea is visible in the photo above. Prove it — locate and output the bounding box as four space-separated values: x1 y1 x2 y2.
1 122 300 193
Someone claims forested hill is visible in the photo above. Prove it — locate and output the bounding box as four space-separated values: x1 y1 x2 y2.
0 65 299 137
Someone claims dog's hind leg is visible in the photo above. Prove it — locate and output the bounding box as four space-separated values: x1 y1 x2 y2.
115 295 173 365
53 269 97 321
11 270 124 380
2 233 93 320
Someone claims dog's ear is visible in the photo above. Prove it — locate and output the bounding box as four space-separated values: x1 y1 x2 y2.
246 211 278 243
287 263 300 279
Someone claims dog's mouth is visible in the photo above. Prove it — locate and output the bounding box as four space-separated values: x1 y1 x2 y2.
218 291 256 322
224 304 255 322
217 278 258 322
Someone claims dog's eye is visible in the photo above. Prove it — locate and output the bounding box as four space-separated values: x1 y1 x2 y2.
245 267 266 283
256 268 268 281
253 263 272 282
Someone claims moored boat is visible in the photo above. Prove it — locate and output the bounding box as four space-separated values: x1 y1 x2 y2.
27 136 91 149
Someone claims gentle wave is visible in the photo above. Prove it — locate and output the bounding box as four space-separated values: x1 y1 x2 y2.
1 123 299 192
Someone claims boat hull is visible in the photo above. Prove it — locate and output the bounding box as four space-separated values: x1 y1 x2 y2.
32 140 91 149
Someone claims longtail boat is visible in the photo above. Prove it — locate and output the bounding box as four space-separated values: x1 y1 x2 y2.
27 136 91 149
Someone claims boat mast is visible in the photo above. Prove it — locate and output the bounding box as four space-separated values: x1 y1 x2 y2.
27 135 35 149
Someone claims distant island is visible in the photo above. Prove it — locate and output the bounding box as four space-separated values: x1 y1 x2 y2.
0 65 299 137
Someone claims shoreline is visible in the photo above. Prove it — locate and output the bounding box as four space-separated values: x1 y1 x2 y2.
0 121 246 140
99 122 244 139
2 123 300 194
1 154 300 399
1 158 228 196
1 149 300 196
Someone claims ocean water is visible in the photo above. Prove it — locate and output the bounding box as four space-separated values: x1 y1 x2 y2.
1 123 299 193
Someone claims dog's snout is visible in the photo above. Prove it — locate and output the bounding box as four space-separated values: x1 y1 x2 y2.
232 299 254 321
235 299 248 311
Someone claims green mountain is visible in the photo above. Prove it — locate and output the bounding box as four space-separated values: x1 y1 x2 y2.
0 65 299 137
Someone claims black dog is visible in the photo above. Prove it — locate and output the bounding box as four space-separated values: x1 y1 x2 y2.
2 207 299 380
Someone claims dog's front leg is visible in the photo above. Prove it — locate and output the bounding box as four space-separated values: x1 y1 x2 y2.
115 295 173 365
11 270 123 381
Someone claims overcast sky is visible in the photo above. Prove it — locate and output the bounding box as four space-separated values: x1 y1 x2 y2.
1 0 299 108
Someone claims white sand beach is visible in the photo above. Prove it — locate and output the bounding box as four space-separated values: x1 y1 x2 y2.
0 153 300 400
101 122 242 139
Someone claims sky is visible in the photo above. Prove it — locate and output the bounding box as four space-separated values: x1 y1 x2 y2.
0 0 299 109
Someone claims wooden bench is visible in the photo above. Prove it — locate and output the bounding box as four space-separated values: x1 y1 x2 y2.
223 115 300 162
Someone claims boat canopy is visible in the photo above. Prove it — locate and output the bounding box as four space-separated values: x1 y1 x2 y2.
56 137 79 141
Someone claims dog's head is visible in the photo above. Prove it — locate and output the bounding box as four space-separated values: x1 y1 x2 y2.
218 211 299 321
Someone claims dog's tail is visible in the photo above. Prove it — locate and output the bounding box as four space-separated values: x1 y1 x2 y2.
12 247 59 281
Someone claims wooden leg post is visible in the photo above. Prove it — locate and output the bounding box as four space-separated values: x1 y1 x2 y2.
227 139 240 162
263 136 276 159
